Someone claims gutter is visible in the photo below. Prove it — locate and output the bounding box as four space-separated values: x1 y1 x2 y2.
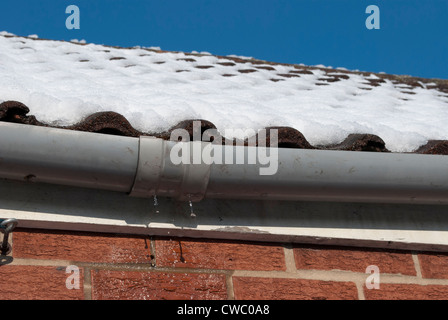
1 121 448 205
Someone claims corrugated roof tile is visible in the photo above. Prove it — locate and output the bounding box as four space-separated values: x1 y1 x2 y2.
1 100 446 154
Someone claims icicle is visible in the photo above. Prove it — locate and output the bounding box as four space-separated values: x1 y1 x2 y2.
188 195 196 218
153 195 160 214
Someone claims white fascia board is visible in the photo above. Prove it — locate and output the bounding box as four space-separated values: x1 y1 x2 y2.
1 178 448 252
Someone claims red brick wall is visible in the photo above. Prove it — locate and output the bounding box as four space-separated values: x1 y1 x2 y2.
1 228 448 300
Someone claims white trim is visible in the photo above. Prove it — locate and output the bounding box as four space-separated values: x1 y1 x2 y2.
2 178 448 252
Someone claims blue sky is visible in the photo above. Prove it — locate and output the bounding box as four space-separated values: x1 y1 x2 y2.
1 0 447 79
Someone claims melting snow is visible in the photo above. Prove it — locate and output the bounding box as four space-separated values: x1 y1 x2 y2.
0 32 447 152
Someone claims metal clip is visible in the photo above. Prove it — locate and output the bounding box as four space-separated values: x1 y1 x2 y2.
0 218 18 255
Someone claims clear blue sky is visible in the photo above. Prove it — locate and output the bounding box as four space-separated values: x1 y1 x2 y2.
1 0 447 79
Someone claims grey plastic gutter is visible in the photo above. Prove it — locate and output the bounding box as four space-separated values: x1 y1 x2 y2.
1 121 448 205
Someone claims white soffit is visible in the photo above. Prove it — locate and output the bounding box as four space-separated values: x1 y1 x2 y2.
1 179 448 252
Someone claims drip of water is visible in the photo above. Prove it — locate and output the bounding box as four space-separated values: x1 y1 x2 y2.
153 195 160 214
188 195 196 218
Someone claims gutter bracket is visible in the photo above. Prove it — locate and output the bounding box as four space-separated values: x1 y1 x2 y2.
178 141 212 202
129 136 164 198
129 138 211 202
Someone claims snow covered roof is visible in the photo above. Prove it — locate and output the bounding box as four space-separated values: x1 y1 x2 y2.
1 31 447 154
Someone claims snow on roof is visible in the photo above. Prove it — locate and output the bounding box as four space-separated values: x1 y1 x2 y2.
0 31 447 152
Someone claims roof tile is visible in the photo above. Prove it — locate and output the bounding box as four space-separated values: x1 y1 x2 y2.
1 100 446 154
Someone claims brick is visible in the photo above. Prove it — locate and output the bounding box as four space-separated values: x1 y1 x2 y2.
364 283 448 300
418 252 448 279
232 277 358 300
12 229 152 263
91 270 227 300
0 265 84 300
155 238 285 271
294 245 415 276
